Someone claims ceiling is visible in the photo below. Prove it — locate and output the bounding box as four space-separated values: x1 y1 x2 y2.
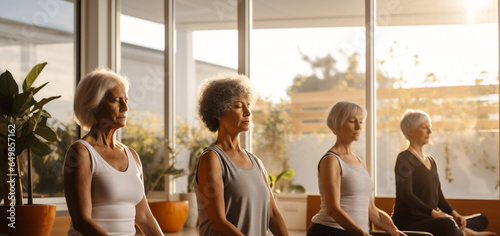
121 0 497 30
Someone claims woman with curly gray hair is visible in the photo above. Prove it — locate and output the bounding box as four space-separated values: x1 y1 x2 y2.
194 73 289 236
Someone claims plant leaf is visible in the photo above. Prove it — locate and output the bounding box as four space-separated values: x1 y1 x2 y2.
28 81 49 95
29 110 43 133
14 135 30 156
276 169 294 181
35 124 59 142
291 184 306 193
32 95 61 112
41 110 52 118
29 134 53 156
11 91 34 117
23 62 47 92
0 70 18 115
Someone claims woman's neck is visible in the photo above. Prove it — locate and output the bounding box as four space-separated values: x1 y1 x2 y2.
215 130 242 152
408 143 425 158
87 127 118 148
332 140 354 155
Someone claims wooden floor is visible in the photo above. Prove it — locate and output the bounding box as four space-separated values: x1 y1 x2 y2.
152 228 306 236
50 216 306 236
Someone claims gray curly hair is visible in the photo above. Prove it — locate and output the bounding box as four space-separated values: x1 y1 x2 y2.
197 73 254 132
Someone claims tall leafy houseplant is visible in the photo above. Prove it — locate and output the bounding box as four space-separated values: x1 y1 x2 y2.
0 62 61 206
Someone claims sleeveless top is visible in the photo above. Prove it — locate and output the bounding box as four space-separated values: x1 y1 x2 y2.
311 151 373 232
68 140 144 236
194 143 270 236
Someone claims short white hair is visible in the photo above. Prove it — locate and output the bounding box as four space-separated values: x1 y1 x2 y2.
400 109 431 140
326 101 367 134
74 68 130 131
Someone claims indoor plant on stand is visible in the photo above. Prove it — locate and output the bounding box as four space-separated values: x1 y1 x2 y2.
0 62 61 236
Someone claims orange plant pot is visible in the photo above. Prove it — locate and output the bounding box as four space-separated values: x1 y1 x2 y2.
149 200 189 232
0 204 56 236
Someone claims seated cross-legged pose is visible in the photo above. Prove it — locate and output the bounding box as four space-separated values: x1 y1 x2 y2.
64 68 163 236
194 73 289 236
307 101 430 236
392 109 496 236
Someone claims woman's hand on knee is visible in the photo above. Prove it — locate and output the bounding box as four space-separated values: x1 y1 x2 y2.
431 209 453 220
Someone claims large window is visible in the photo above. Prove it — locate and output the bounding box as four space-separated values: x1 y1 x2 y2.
174 0 237 194
116 1 500 200
119 0 166 195
375 0 499 198
0 0 76 199
251 0 365 194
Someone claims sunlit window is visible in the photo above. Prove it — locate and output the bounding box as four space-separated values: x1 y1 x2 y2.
0 0 76 198
375 0 499 199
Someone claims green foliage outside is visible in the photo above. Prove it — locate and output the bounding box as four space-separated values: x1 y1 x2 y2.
175 119 215 192
122 110 184 195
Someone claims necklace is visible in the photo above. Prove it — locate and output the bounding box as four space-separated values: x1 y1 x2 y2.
408 146 427 161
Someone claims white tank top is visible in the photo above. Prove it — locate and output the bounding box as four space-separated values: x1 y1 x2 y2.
68 140 144 236
311 151 373 232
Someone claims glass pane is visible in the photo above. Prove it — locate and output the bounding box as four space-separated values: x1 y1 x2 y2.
174 0 237 194
375 0 499 198
252 0 365 194
119 0 165 194
0 0 76 198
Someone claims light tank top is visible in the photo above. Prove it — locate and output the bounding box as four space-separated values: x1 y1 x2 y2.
194 143 270 236
68 140 144 236
311 151 373 232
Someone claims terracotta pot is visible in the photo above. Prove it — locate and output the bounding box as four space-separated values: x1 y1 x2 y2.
0 204 56 236
149 200 189 232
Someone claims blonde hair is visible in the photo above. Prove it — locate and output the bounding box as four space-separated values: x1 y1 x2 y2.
326 101 367 135
400 109 431 140
74 68 130 131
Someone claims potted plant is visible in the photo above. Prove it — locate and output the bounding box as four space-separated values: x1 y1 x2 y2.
176 119 214 228
0 62 61 236
121 113 188 232
145 145 190 233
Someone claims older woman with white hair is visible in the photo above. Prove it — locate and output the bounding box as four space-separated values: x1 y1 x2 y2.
392 109 495 236
307 101 427 236
64 68 163 236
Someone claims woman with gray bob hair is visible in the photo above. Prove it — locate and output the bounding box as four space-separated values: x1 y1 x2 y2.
399 110 431 141
195 73 289 235
308 101 419 236
326 101 367 134
392 110 494 236
64 68 164 236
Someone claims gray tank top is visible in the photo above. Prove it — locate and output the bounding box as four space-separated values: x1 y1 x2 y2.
311 151 373 232
194 143 270 236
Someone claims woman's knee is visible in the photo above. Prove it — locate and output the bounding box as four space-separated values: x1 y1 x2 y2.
466 213 489 231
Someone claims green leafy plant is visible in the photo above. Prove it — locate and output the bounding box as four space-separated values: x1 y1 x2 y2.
176 119 214 192
268 169 305 194
122 110 185 195
0 62 61 205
